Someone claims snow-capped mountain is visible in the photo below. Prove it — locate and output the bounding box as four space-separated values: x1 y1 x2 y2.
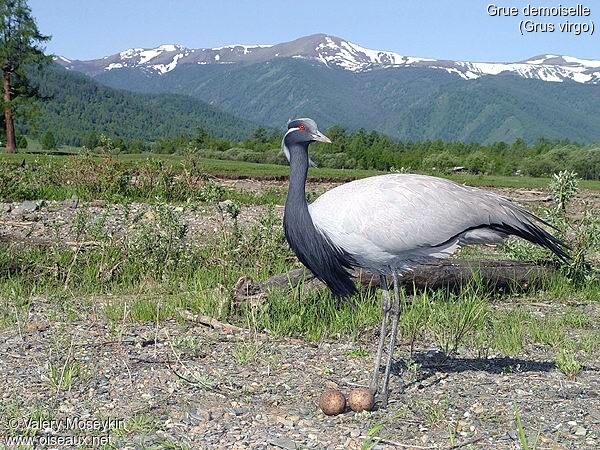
55 34 600 84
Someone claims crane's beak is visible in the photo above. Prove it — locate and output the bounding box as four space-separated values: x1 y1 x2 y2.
312 131 331 144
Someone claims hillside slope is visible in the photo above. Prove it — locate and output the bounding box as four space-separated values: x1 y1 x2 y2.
95 59 600 144
24 65 253 145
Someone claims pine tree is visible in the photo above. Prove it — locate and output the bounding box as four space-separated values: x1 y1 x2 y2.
193 127 208 147
252 126 268 144
41 129 55 150
83 131 99 150
0 0 50 153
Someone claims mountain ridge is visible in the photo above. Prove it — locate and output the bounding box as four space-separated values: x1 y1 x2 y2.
87 57 600 144
55 33 600 84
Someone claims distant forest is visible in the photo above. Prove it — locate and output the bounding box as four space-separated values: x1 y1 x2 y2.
5 64 600 181
28 126 599 181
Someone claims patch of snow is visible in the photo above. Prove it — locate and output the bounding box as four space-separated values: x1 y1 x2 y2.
157 44 179 52
119 48 143 59
570 71 594 83
118 44 182 65
343 40 405 66
562 55 600 68
137 48 163 64
214 54 220 61
151 53 184 74
313 36 437 72
405 56 437 64
212 44 272 53
106 62 124 70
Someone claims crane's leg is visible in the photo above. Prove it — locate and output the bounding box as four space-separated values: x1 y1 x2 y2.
380 270 402 407
369 275 391 396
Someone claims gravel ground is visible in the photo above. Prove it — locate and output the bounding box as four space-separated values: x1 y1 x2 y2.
0 298 598 449
0 198 274 248
1 184 598 248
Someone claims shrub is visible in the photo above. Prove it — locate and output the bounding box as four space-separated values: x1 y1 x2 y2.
42 131 57 150
422 151 459 172
465 151 491 174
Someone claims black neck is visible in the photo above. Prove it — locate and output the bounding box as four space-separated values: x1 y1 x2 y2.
283 140 356 298
285 141 310 212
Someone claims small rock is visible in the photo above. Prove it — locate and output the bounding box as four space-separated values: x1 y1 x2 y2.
186 409 211 425
25 321 49 332
349 428 360 438
472 404 486 415
68 196 79 209
456 419 469 432
275 416 295 428
13 200 40 214
324 380 339 389
231 408 245 416
270 437 297 449
210 409 224 419
1 203 11 213
574 427 587 436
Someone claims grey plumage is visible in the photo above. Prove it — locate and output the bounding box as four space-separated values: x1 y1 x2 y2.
308 173 568 275
281 117 568 406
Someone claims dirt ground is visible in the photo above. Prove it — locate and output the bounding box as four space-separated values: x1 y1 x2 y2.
1 184 598 248
0 182 599 449
1 299 598 449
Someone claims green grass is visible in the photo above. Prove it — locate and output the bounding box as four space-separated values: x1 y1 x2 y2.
346 346 370 358
1 208 598 351
232 342 262 365
514 407 540 450
0 152 377 182
3 152 600 190
555 348 583 378
0 170 598 364
490 308 528 356
427 286 489 355
529 318 565 349
47 360 83 392
244 286 381 342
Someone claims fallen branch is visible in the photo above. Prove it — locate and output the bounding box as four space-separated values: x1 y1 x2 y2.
176 308 246 333
234 260 556 301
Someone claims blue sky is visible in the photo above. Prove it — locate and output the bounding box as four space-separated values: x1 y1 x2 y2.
31 0 599 61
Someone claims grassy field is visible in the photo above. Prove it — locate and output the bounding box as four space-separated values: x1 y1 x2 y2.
3 151 600 190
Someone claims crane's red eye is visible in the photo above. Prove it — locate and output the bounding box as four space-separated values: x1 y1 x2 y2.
298 124 305 131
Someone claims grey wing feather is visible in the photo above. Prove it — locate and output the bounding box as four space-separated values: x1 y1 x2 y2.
309 174 568 270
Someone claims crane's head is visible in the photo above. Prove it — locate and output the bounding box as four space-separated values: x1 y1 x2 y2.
282 118 331 165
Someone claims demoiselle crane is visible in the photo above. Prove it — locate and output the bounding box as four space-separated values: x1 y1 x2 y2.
282 118 568 406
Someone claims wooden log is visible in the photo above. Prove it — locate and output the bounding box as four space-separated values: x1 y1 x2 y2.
233 260 556 301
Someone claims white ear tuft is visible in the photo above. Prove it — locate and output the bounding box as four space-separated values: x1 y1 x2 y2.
281 139 291 163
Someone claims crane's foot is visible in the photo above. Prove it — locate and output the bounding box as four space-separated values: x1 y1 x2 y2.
378 390 390 409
